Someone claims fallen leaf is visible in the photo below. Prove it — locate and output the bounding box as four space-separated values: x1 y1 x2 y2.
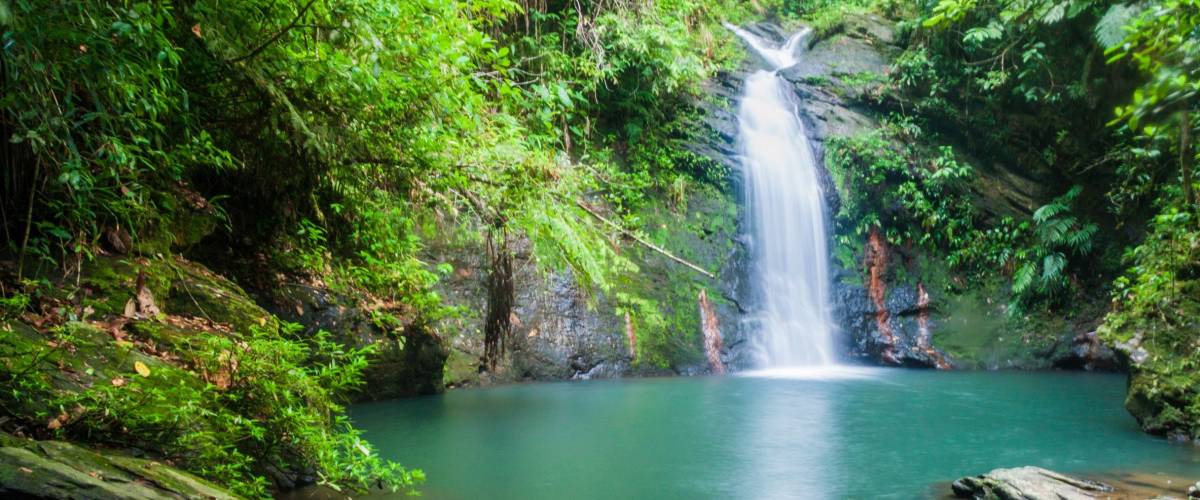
111 377 125 387
123 299 137 318
134 361 151 377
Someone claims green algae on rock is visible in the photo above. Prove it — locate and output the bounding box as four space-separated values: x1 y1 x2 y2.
0 433 237 499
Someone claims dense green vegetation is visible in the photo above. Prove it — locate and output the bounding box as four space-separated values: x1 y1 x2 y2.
1 0 1199 494
826 0 1200 439
0 0 772 494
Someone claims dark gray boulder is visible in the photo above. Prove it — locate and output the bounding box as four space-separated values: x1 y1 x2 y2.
1050 331 1122 371
267 283 448 400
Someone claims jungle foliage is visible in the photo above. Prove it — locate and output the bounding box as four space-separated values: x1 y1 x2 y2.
0 0 770 493
3 0 1200 493
845 0 1200 438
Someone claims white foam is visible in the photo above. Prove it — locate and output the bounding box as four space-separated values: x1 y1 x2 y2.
737 365 883 380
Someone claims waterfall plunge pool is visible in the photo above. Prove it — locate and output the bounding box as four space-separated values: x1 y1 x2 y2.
350 370 1199 499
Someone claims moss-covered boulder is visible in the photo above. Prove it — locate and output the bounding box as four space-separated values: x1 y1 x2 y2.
1098 210 1200 442
1 251 421 494
0 433 236 499
74 255 278 335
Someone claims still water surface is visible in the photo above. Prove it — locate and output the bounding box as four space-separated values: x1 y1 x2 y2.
351 369 1198 499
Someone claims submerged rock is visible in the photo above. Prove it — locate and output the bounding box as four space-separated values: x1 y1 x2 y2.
951 466 1114 500
0 433 236 499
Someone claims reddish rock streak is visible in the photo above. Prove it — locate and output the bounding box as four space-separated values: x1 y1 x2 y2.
865 227 899 364
624 312 637 361
698 290 725 374
916 282 951 369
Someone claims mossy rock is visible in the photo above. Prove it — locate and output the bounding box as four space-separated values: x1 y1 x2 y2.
132 185 220 256
0 320 209 426
76 255 277 335
0 321 242 495
78 256 174 318
0 433 237 499
1100 272 1200 441
161 259 279 335
931 287 1066 369
443 347 481 388
621 183 741 370
1123 359 1200 441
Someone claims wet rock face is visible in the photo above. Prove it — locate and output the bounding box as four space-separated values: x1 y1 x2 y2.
432 237 645 384
432 184 749 384
507 266 632 381
832 275 949 368
951 466 1114 500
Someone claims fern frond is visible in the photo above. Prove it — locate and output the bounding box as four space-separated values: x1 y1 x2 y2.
1038 217 1074 244
1095 4 1140 49
1033 201 1068 223
1041 252 1068 289
1067 223 1099 254
1013 262 1037 295
1040 1 1067 24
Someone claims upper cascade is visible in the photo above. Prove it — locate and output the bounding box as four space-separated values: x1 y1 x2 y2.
724 24 811 70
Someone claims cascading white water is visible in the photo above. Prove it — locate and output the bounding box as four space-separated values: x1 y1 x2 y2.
729 25 837 368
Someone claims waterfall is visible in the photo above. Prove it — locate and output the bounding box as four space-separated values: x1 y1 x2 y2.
729 25 837 368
